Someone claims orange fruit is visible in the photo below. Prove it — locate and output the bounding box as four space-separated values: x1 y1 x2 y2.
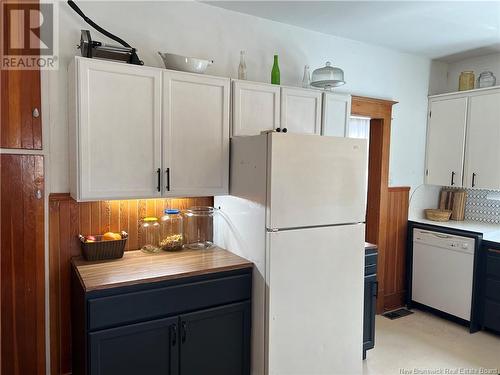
103 232 121 241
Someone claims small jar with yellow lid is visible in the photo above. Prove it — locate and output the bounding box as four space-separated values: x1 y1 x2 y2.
140 217 160 253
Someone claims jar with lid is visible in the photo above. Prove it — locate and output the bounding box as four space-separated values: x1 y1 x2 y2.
477 71 496 88
159 209 183 251
183 206 215 250
139 217 160 253
459 71 475 91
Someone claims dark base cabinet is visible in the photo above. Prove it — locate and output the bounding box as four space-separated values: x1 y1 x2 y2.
72 268 252 375
480 245 500 334
363 245 378 359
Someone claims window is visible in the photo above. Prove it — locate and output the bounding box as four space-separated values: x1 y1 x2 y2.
347 116 371 139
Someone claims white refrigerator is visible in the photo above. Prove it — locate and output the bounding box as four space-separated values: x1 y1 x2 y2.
215 133 367 375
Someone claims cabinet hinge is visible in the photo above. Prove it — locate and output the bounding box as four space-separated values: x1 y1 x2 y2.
426 169 429 176
429 111 432 118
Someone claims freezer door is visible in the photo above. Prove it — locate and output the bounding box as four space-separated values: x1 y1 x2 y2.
267 133 367 229
266 224 365 374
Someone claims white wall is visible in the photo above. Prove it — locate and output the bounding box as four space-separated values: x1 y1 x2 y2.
47 1 431 193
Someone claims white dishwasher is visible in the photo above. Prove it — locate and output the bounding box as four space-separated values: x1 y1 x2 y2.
412 228 475 321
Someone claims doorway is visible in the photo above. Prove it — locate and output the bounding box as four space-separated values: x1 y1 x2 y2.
350 96 409 313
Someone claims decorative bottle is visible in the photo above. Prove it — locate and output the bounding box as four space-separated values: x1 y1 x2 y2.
271 55 280 85
302 65 310 88
238 50 247 80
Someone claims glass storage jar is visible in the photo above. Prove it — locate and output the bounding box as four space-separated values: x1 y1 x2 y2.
183 206 215 250
159 209 183 251
139 217 160 253
459 71 475 91
477 71 496 88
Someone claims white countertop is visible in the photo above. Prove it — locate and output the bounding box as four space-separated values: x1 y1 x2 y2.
410 218 500 242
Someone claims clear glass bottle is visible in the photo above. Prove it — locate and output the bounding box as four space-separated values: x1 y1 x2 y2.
140 217 160 253
271 55 280 85
159 209 183 251
238 50 247 80
183 206 215 250
302 65 311 88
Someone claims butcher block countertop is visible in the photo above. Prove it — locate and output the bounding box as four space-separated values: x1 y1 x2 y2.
72 247 253 292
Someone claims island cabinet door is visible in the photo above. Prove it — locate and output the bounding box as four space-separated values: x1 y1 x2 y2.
179 302 251 375
89 317 179 375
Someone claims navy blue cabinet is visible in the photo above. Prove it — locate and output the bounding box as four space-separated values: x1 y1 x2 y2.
179 302 251 375
72 268 252 375
363 245 378 359
480 245 500 334
89 316 179 375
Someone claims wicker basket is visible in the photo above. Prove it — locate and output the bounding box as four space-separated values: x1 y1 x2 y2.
79 231 128 261
424 209 452 222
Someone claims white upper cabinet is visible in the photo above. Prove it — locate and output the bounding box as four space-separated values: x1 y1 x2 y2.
232 80 280 136
321 92 351 137
162 71 230 196
464 92 500 189
70 57 162 201
280 87 322 134
69 57 230 201
425 97 467 187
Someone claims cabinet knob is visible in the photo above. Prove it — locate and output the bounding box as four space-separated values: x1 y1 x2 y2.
32 108 40 118
35 189 43 200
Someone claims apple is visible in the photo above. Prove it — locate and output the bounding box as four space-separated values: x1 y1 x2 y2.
86 235 97 242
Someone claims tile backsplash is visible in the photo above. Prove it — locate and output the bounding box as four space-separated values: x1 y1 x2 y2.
462 189 500 223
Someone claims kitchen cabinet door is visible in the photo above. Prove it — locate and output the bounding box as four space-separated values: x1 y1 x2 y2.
232 80 280 136
280 87 322 134
162 71 229 197
464 92 500 189
1 69 42 149
89 317 179 375
1 154 45 375
322 92 351 137
70 57 162 201
425 97 467 187
363 274 377 359
179 302 251 375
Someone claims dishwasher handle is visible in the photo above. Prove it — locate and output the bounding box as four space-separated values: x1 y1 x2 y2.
415 230 452 239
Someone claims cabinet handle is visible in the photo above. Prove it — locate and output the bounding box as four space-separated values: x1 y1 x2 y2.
156 168 161 192
181 321 187 343
374 281 379 299
171 324 177 346
472 173 476 188
166 168 170 191
451 171 455 186
488 248 500 255
32 108 40 118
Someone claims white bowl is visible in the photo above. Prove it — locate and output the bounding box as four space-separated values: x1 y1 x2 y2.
158 52 214 74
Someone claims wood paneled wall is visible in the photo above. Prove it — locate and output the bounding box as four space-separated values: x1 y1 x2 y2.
49 194 213 375
1 154 45 375
383 187 410 311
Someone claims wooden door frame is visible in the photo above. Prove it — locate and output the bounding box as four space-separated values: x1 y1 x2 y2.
351 96 398 313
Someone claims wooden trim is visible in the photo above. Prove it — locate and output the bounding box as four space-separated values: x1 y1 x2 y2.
388 187 411 193
351 96 398 314
49 194 213 374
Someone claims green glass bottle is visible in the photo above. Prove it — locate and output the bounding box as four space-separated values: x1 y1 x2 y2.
271 55 280 85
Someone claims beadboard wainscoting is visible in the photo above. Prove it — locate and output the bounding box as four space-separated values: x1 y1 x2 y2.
49 193 213 375
383 187 411 311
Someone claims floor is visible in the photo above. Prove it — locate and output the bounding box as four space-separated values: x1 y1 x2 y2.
363 309 500 375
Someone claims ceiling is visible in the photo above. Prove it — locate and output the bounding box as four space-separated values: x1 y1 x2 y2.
206 1 500 62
